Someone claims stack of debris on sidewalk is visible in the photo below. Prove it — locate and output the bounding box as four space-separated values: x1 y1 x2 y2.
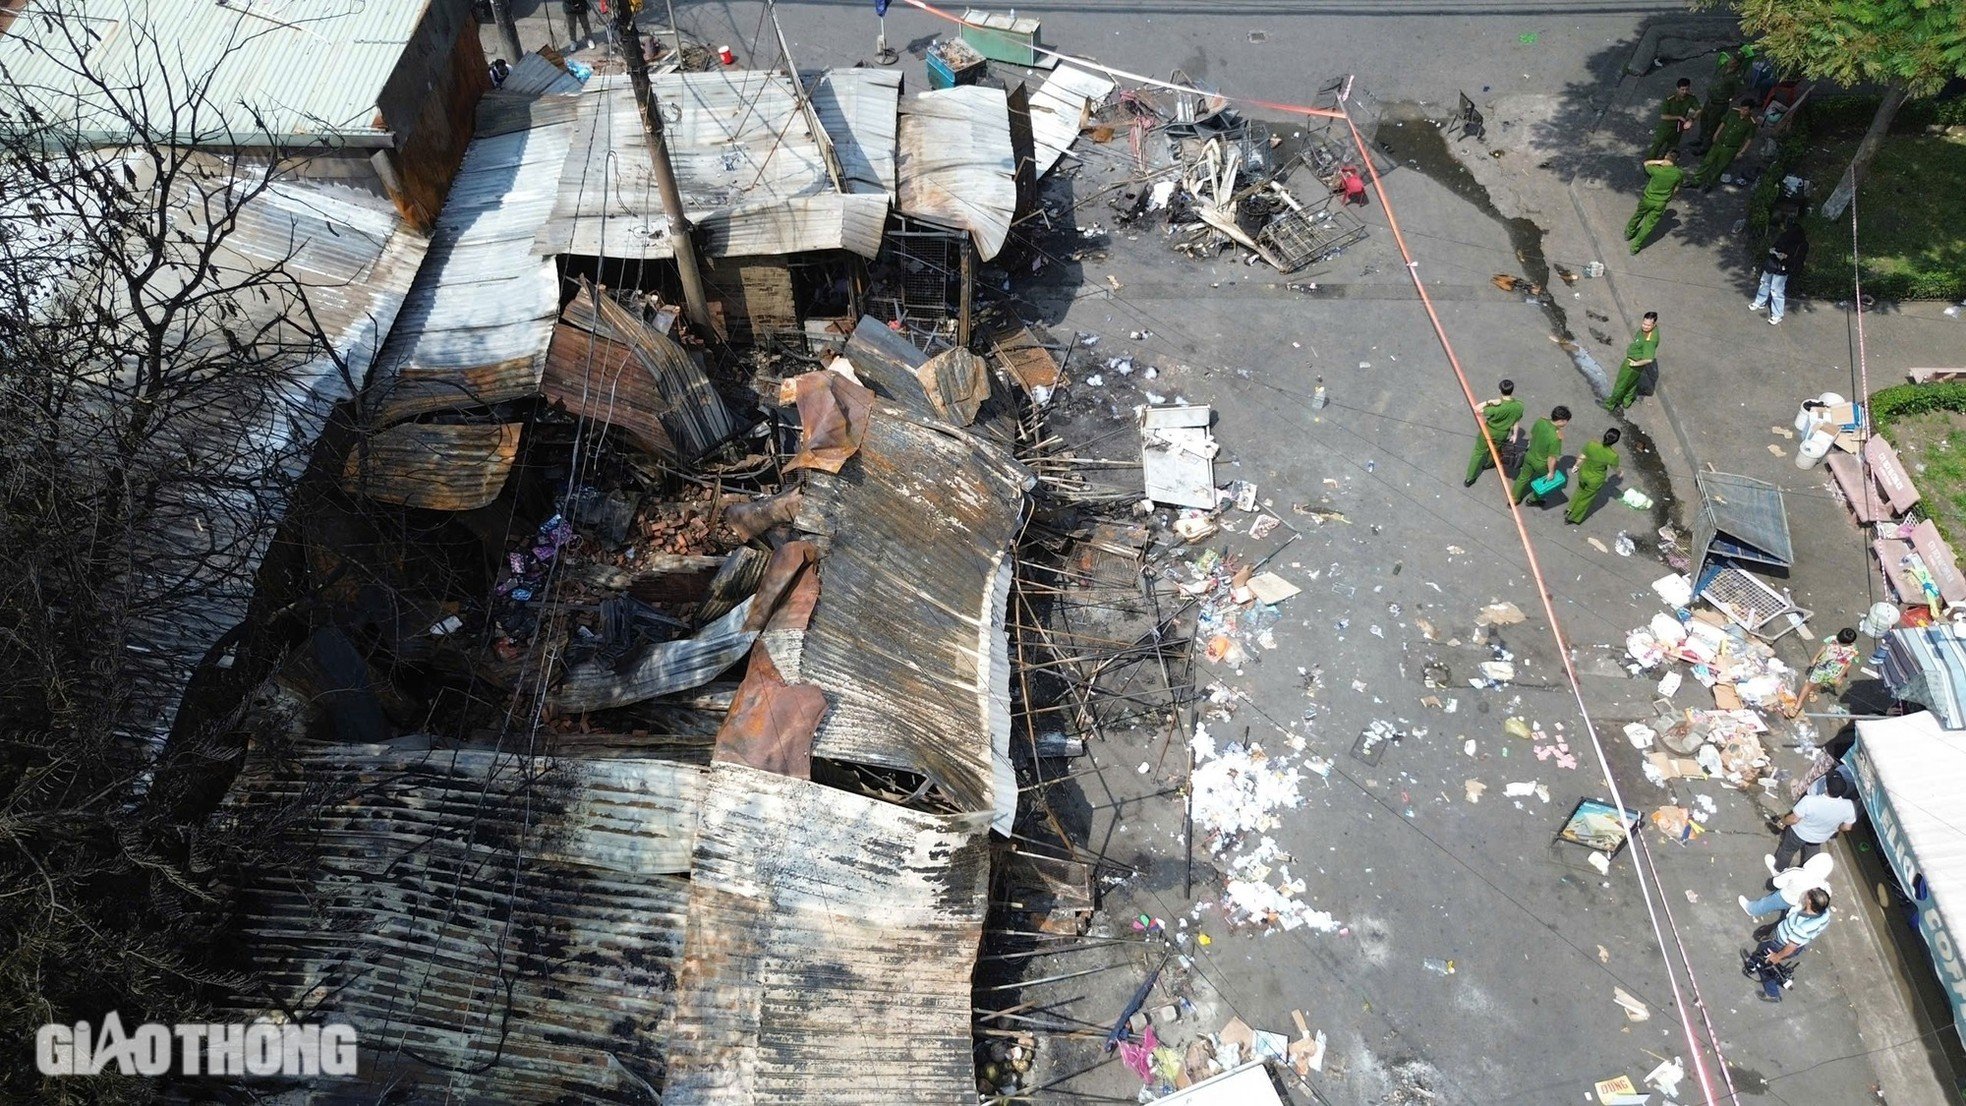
1619 570 1826 809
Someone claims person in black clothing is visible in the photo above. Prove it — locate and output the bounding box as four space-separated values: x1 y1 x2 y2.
1750 219 1807 326
563 0 594 45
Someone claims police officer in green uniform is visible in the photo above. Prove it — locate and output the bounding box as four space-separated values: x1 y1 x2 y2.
1566 428 1623 524
1625 152 1684 254
1649 78 1698 159
1465 378 1526 488
1695 54 1745 153
1603 312 1661 414
1510 406 1571 506
1693 98 1758 190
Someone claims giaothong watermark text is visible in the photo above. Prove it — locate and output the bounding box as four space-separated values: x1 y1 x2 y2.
37 1013 356 1076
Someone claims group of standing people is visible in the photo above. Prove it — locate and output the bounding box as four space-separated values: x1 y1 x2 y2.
1738 773 1859 1001
1626 53 1765 255
1463 313 1668 523
1463 386 1622 525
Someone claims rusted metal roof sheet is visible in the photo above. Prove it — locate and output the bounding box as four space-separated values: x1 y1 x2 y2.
547 282 739 461
792 402 1030 826
541 75 888 260
367 86 576 424
896 86 1017 261
343 422 523 510
810 68 902 196
221 745 704 1104
663 764 990 1104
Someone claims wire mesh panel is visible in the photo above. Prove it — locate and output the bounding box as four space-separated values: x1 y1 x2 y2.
1257 201 1369 273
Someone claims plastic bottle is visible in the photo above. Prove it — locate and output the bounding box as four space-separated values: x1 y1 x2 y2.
1311 376 1328 410
1422 957 1456 975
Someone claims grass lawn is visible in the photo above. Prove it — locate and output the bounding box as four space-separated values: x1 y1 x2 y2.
1792 130 1966 302
1882 409 1966 544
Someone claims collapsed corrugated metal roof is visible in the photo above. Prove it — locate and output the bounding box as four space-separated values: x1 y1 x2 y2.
552 598 760 714
546 280 738 462
342 422 523 511
539 73 890 260
663 763 991 1104
499 52 587 97
895 85 1018 261
366 81 576 424
0 0 430 145
809 68 903 195
840 315 1022 446
222 745 704 1104
1029 65 1117 177
122 179 428 746
792 398 1031 828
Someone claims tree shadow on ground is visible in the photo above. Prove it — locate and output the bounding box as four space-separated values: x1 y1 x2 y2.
1526 15 1771 301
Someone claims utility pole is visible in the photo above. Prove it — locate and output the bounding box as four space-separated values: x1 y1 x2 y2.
613 1 714 333
487 0 523 66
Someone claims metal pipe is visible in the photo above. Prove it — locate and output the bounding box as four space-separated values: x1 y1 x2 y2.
487 0 523 64
613 3 714 332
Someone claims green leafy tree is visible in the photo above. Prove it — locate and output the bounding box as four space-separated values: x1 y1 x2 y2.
1698 0 1966 216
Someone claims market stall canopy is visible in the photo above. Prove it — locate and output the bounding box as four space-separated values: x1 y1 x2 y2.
1691 470 1793 580
1850 711 1966 1047
1881 624 1966 729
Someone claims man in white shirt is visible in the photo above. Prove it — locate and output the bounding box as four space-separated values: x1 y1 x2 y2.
1770 773 1856 872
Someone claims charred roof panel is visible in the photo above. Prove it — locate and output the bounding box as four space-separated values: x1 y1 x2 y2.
810 68 902 196
549 281 739 462
663 764 989 1104
342 422 523 511
222 746 704 1104
895 85 1017 261
542 74 888 261
116 179 426 748
1028 64 1115 177
367 87 575 424
792 403 1029 821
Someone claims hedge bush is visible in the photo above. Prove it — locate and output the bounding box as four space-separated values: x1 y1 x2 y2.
1871 382 1966 429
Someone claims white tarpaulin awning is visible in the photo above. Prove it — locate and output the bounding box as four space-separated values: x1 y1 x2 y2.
1850 711 1966 1047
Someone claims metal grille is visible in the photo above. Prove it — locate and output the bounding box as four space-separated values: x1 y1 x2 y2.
1257 200 1369 273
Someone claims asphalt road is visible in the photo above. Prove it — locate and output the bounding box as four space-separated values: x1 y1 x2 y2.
503 0 1657 111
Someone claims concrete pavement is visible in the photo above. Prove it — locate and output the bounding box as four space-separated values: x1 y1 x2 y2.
1446 23 1966 1103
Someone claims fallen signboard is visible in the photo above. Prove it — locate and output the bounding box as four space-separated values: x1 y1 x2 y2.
1140 404 1217 508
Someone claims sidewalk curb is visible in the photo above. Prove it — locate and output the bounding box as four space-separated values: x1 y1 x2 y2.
1624 14 1740 77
